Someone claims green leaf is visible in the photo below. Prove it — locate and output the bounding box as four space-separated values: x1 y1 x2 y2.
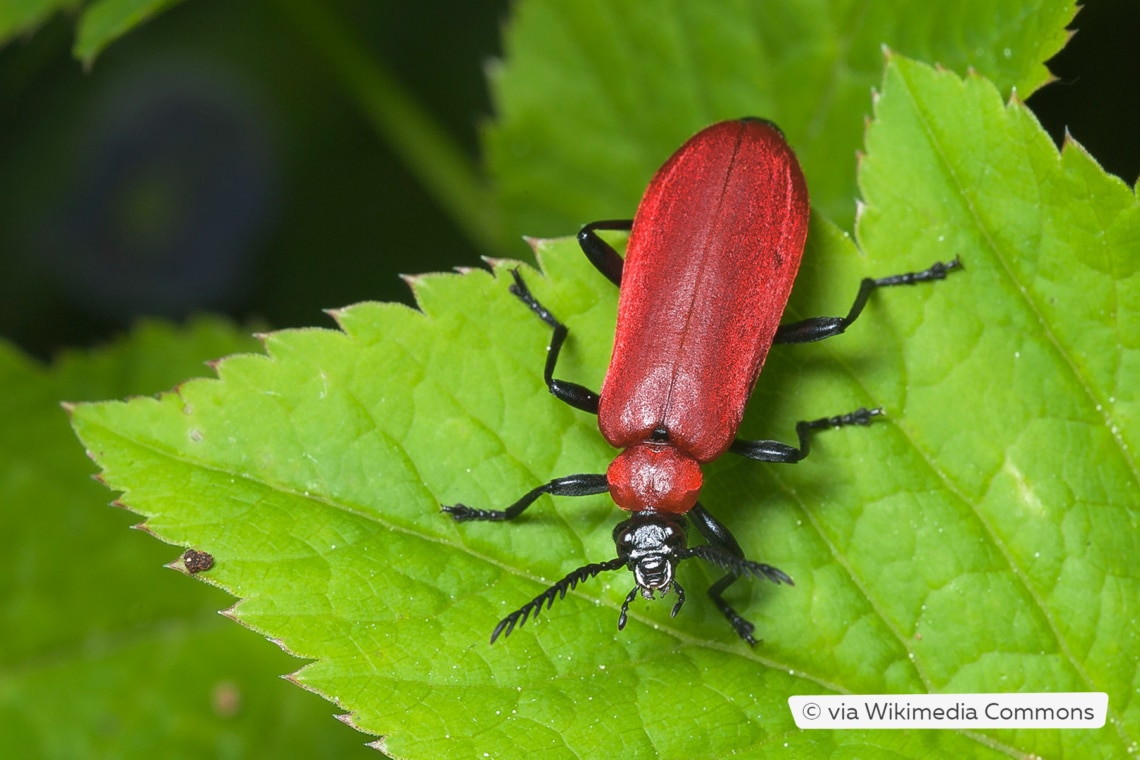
0 0 183 62
0 0 76 48
70 236 980 759
486 0 1076 236
73 0 184 66
0 0 183 63
0 319 373 758
74 52 1137 757
848 54 1138 758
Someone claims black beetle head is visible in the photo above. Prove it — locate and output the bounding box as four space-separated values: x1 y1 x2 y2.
486 509 793 642
612 512 689 627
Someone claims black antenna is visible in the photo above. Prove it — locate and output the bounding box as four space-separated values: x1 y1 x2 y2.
679 544 794 586
491 557 625 643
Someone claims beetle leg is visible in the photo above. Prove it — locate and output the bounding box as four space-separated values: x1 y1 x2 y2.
688 503 780 645
576 219 632 287
706 575 758 644
509 269 602 414
442 473 609 522
773 257 962 344
729 407 882 463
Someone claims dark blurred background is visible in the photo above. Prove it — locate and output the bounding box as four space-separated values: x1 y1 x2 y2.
0 0 1136 360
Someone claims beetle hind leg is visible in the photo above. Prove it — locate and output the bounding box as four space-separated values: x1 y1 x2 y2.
729 406 883 464
773 257 962 344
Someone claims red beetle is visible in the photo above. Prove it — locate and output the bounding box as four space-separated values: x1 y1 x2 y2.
445 118 959 643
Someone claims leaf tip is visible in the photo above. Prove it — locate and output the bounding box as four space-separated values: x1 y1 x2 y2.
480 254 509 269
525 235 562 258
400 272 434 308
129 520 154 535
880 43 895 61
1059 129 1101 168
401 272 431 289
219 604 240 622
368 738 393 755
335 712 370 733
262 632 297 655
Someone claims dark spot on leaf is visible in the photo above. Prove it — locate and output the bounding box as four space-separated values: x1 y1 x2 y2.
182 548 214 574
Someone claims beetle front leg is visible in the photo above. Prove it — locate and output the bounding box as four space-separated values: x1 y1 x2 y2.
774 257 961 344
509 270 601 415
729 407 882 463
442 473 609 522
688 503 789 645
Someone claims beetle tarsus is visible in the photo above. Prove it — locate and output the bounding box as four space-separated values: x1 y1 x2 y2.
441 504 508 522
801 406 883 432
708 574 760 645
508 268 560 330
872 256 963 287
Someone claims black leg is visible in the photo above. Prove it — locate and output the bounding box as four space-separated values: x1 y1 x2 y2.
509 269 601 415
774 257 962 344
688 503 792 645
442 473 609 522
577 219 632 287
729 407 881 463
